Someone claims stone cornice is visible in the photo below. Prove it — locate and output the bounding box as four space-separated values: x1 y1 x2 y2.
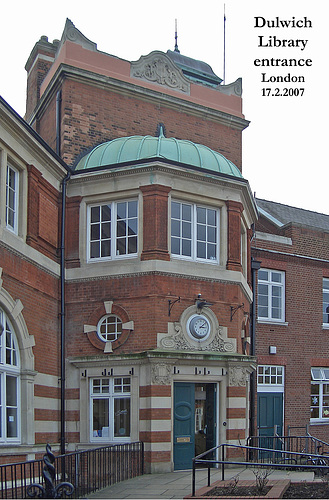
29 64 250 132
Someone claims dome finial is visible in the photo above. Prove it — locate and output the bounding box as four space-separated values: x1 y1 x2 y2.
156 123 166 138
174 19 180 53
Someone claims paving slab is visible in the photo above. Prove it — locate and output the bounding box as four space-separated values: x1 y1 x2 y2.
85 467 316 499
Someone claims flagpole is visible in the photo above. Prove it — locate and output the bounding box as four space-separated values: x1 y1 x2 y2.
223 4 226 84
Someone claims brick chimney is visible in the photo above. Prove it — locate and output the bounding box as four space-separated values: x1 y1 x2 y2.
25 36 59 123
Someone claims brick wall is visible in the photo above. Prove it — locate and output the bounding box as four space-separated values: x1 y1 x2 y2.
35 78 243 169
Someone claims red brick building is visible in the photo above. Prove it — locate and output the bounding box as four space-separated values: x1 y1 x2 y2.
0 19 257 472
1 18 328 472
253 199 329 443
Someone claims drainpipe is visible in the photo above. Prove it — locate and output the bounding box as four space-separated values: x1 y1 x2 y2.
250 257 261 440
60 170 71 456
56 87 70 456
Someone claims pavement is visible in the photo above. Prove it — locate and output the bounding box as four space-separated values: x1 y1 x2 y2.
85 466 317 499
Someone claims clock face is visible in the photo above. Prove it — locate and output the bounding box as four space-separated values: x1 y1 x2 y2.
188 315 211 340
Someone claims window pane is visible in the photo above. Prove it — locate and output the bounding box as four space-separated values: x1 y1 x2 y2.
197 225 206 242
207 226 216 243
6 376 18 438
207 243 216 260
196 207 206 224
101 240 111 257
171 237 180 255
116 238 126 255
182 221 191 238
6 376 17 407
117 202 126 220
91 224 100 240
128 236 137 254
171 220 180 237
101 204 111 221
0 374 2 438
117 220 126 237
182 239 191 256
271 272 282 283
92 399 109 437
90 241 100 259
207 209 216 226
171 201 180 219
128 201 137 218
91 206 100 223
7 408 17 438
182 204 192 221
128 219 137 236
101 222 111 239
114 398 130 437
258 270 268 281
311 368 322 381
197 241 206 259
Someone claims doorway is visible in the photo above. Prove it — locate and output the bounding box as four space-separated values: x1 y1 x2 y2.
173 382 217 470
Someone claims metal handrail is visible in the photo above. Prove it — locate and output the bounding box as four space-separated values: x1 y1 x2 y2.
191 442 329 497
0 441 144 499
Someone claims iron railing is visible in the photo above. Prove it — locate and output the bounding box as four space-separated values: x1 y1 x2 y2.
247 434 329 457
191 441 329 497
0 441 144 499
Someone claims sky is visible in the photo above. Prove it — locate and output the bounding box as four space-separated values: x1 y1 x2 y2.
1 0 328 215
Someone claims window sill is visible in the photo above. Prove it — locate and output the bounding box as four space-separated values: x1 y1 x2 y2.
322 324 329 330
310 420 329 425
257 320 288 326
171 255 219 265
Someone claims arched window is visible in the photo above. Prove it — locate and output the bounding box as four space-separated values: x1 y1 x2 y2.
0 308 20 443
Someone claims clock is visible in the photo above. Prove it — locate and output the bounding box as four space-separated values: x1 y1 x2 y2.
187 314 211 341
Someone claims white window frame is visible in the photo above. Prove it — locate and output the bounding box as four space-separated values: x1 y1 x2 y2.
0 309 21 444
257 365 284 393
323 279 329 329
258 269 285 323
170 200 219 263
311 368 329 422
97 314 122 343
90 377 131 443
87 200 138 262
6 164 19 234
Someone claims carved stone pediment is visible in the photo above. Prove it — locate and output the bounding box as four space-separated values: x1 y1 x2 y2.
228 366 248 386
157 305 237 354
151 363 172 385
131 51 190 94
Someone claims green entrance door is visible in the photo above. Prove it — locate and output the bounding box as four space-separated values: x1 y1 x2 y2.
173 382 195 470
173 382 217 470
257 392 283 452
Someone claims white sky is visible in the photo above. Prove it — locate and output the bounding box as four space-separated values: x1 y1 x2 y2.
1 0 328 215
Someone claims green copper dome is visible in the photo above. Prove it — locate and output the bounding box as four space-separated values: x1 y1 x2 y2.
75 131 243 178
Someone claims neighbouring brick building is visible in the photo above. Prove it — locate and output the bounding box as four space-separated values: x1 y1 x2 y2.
252 199 329 443
1 18 328 472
